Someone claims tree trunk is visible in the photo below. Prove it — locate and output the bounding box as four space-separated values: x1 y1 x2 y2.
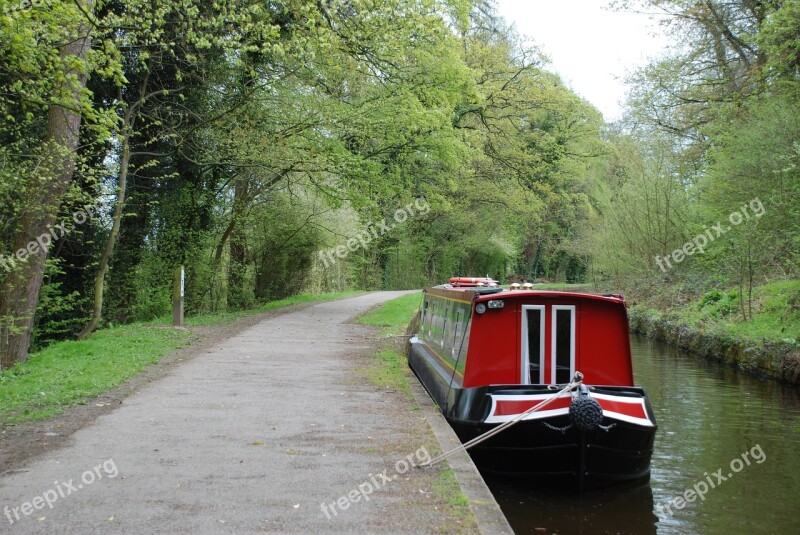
0 2 94 368
77 132 130 339
227 179 248 309
78 60 153 339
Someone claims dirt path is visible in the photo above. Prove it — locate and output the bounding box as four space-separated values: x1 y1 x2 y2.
0 292 477 534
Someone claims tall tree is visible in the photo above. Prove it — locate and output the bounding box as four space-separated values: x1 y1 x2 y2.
0 0 96 368
620 0 775 142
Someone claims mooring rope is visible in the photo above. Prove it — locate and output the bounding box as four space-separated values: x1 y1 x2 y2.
422 372 584 467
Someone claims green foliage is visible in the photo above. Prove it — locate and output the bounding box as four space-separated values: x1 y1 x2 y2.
700 87 800 282
249 192 328 302
695 289 740 319
652 281 800 344
0 0 632 364
31 258 91 349
585 129 690 285
759 0 800 79
593 0 800 316
620 0 768 144
126 251 174 321
448 17 605 285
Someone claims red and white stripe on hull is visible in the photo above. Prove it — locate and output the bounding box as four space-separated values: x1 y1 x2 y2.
485 392 655 427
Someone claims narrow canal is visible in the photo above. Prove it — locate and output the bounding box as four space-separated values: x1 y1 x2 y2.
485 334 800 534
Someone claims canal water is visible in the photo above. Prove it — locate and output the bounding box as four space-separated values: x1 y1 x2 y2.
486 335 800 534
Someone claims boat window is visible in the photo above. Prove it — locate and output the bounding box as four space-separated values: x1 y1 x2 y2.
441 305 450 347
452 309 464 356
428 303 435 337
552 306 576 384
521 305 545 384
527 309 542 383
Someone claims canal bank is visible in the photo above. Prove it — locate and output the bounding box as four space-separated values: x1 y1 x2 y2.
628 306 800 384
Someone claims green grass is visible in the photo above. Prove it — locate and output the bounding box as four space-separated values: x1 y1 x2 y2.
357 291 422 336
670 281 800 344
361 349 411 394
432 468 476 533
432 468 470 508
0 291 363 426
356 292 421 394
0 325 191 424
358 293 476 532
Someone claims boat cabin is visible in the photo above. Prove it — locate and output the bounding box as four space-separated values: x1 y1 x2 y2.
418 282 633 389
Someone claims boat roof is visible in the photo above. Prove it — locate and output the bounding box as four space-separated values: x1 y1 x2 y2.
426 285 627 305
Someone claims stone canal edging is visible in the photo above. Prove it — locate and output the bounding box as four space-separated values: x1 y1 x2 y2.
628 307 800 384
408 380 514 535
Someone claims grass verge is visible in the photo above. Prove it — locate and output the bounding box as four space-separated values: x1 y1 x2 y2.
356 292 421 394
433 468 471 508
359 349 411 394
357 292 422 336
0 326 191 425
680 281 800 343
0 291 362 426
628 281 800 382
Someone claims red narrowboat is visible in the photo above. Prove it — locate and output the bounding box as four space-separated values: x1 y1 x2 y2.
407 278 657 491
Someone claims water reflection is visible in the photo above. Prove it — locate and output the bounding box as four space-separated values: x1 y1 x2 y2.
487 335 800 534
485 476 656 534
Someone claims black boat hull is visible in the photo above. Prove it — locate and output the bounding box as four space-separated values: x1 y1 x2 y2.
408 337 657 490
449 416 655 491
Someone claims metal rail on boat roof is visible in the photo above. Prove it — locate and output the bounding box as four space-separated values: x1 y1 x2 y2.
432 284 504 295
474 287 504 295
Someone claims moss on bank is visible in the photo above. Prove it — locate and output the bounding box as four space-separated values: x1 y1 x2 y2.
627 281 800 383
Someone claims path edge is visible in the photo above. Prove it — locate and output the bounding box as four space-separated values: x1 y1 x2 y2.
409 380 514 535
